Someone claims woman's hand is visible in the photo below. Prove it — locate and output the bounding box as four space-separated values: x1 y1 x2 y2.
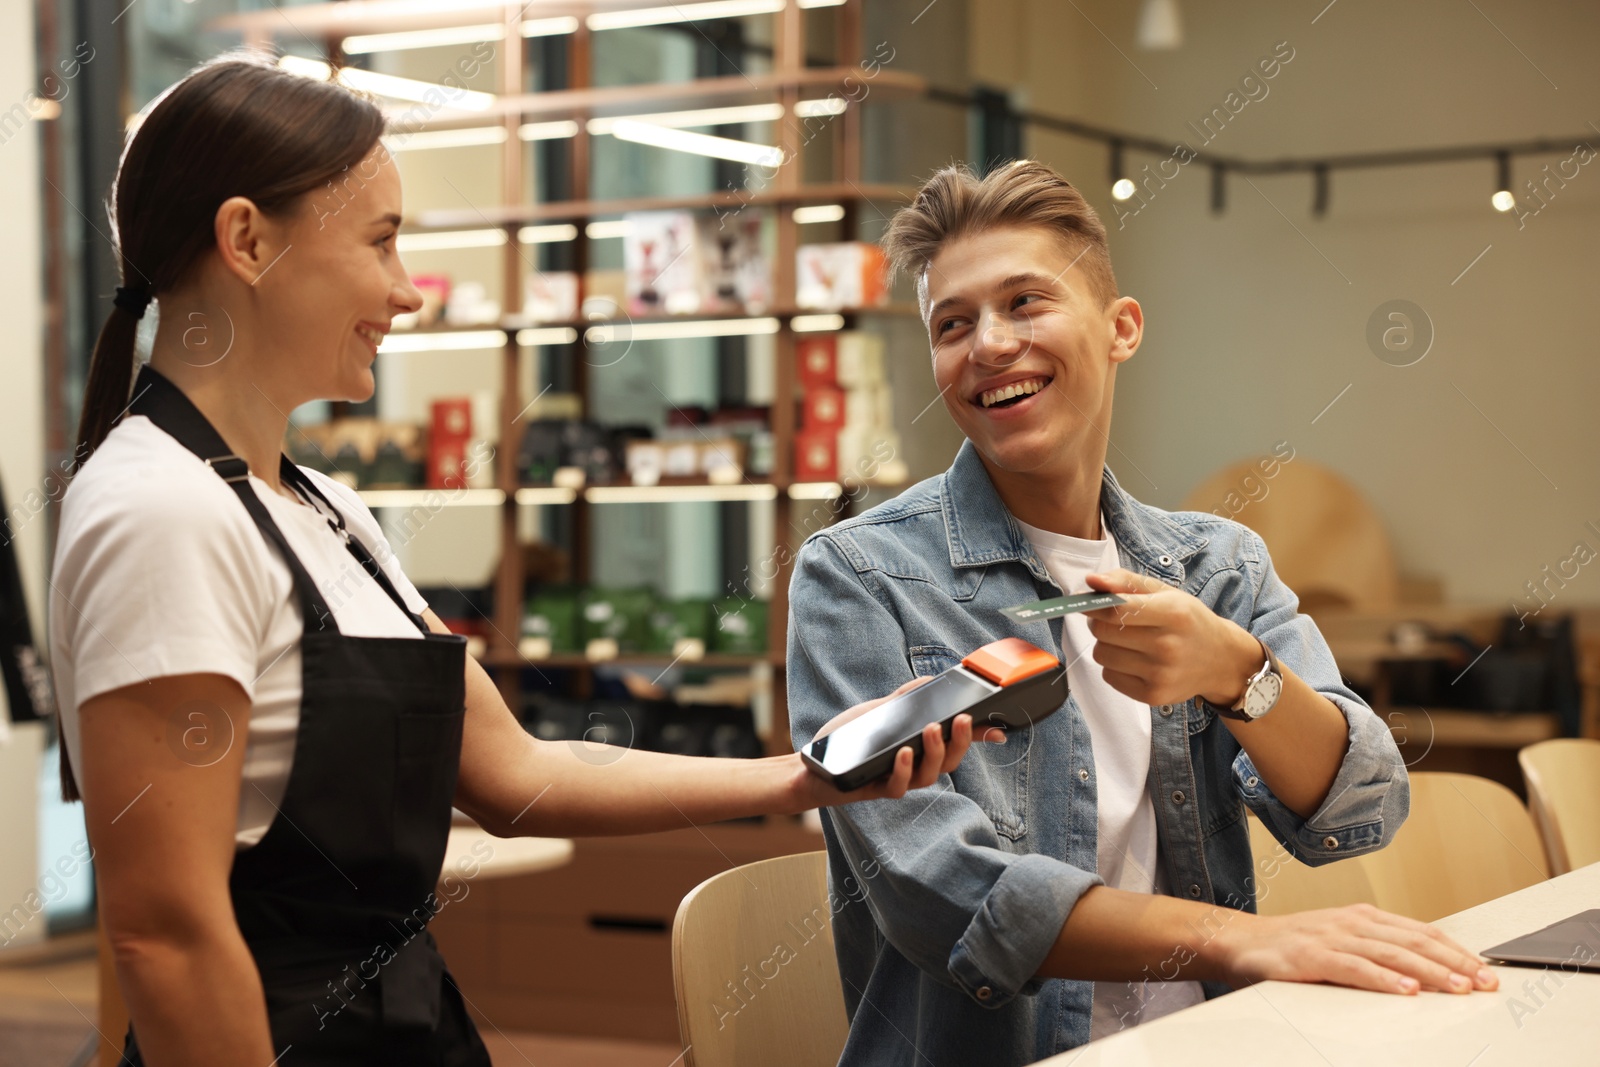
784 676 1008 812
1210 902 1500 995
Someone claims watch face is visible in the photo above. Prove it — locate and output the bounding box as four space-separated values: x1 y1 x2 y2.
1245 672 1283 718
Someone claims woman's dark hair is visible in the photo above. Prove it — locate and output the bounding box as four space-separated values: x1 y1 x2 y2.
62 50 385 801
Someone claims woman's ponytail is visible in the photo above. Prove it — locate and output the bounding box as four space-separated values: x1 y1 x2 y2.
60 286 148 802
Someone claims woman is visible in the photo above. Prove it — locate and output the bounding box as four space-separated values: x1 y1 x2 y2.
50 53 991 1065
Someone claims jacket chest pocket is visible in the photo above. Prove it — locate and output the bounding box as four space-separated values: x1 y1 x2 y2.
909 645 1031 843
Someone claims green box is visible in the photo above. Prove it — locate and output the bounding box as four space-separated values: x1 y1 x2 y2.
647 598 713 653
580 587 654 651
711 597 768 655
523 587 581 652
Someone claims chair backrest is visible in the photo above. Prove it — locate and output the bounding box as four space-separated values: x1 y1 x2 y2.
672 850 849 1067
1179 458 1398 613
1247 772 1549 922
1247 812 1379 915
1358 772 1548 921
1519 738 1600 876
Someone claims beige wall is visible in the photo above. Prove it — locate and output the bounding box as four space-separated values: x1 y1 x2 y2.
970 0 1600 607
0 0 47 647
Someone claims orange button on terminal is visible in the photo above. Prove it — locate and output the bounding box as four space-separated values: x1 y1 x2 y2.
962 637 1060 687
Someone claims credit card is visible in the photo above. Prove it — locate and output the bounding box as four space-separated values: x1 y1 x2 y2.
1000 592 1126 621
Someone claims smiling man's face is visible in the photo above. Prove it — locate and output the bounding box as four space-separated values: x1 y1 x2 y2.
924 224 1141 482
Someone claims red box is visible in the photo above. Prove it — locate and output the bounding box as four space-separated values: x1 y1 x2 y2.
431 397 473 442
793 430 838 481
428 435 469 489
796 336 838 388
802 386 846 430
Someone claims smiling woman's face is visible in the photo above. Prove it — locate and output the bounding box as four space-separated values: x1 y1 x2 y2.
924 224 1139 478
266 141 422 404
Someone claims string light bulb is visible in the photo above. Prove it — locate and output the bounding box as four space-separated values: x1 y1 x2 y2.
1110 141 1136 200
1491 150 1516 213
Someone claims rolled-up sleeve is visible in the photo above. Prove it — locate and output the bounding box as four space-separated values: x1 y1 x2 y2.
1231 531 1410 865
788 534 1101 1007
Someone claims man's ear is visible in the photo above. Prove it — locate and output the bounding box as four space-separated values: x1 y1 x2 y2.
1107 295 1143 364
213 195 283 288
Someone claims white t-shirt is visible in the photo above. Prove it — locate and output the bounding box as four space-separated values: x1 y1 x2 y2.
1013 513 1205 1037
49 414 431 849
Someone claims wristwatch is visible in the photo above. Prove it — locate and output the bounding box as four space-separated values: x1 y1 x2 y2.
1212 638 1283 722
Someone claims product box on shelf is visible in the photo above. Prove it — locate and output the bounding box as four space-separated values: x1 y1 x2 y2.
624 211 702 316
516 419 622 485
427 438 469 490
621 211 771 316
290 419 428 489
844 383 894 430
432 397 473 441
801 386 846 430
646 598 713 654
835 331 887 386
428 396 474 490
625 436 745 485
796 331 886 385
522 270 580 323
711 597 768 655
795 243 889 310
579 587 654 653
796 335 838 388
443 280 501 326
522 586 582 653
411 274 450 327
838 426 901 476
793 429 838 481
697 213 770 313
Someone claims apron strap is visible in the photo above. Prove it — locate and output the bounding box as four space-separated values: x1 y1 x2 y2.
279 461 431 635
128 364 340 634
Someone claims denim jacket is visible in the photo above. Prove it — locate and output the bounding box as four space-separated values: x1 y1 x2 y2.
786 439 1409 1066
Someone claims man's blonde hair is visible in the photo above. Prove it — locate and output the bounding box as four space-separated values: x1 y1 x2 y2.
881 160 1119 319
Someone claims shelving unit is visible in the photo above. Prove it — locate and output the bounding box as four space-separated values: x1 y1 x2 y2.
218 0 916 767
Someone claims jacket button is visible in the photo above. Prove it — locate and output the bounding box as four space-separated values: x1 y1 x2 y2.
1187 883 1202 898
1323 835 1340 850
976 985 993 1001
1171 790 1186 806
1245 776 1259 789
1078 768 1090 781
1158 554 1174 566
1159 705 1174 718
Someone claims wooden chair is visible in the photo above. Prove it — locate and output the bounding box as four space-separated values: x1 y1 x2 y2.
1519 738 1600 876
1180 457 1400 614
1246 772 1548 922
1362 772 1549 921
1247 812 1379 916
672 851 848 1067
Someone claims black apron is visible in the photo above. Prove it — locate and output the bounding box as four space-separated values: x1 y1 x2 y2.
118 365 492 1066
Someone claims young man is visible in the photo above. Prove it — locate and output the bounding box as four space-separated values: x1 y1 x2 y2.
786 160 1499 1065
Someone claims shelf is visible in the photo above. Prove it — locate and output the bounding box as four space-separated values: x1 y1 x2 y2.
480 649 781 670
213 2 858 42
389 70 929 131
1383 708 1561 749
349 481 894 507
376 306 919 351
359 487 505 508
410 183 917 231
515 479 899 504
511 305 922 329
